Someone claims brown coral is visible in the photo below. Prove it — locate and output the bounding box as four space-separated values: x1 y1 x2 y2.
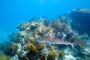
48 46 59 56
48 46 65 59
24 41 39 54
37 43 45 51
40 54 47 60
47 55 55 60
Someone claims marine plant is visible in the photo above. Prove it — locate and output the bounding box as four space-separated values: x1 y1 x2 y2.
51 19 62 31
72 24 87 35
84 55 90 60
15 31 21 42
22 40 46 60
60 16 67 23
40 54 47 60
24 34 30 43
8 32 16 42
48 46 59 56
36 43 45 51
76 39 87 48
8 42 18 53
43 19 50 26
24 41 39 54
69 35 78 43
0 53 10 60
47 55 55 60
51 19 68 33
0 41 9 52
59 49 65 58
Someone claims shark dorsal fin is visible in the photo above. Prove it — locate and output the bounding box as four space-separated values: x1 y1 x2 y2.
50 33 55 38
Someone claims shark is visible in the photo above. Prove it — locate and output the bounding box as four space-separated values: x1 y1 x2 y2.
34 36 75 49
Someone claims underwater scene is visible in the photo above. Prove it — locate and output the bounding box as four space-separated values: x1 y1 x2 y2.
0 0 90 60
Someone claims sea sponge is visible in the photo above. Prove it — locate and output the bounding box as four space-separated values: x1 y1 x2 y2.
0 53 10 60
24 41 39 54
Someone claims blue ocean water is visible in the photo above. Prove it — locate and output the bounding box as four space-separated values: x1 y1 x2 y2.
0 0 90 41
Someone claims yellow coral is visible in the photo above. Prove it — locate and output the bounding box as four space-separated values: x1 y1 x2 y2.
35 34 41 38
47 26 53 36
38 25 45 33
30 21 37 26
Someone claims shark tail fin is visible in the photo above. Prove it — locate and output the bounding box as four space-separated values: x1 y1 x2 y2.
71 44 75 49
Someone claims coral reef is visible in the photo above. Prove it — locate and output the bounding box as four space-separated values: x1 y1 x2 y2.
1 9 90 60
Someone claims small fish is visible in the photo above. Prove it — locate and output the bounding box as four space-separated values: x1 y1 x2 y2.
34 36 75 49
